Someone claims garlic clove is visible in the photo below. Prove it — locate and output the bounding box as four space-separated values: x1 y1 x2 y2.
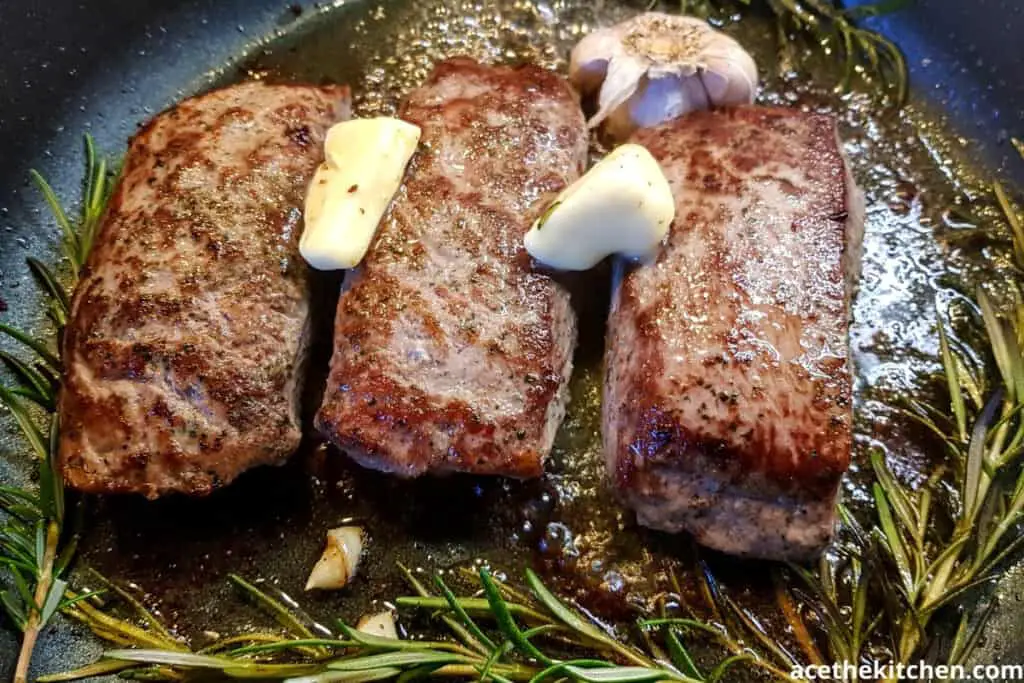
305 526 365 591
700 48 758 104
569 12 758 141
356 611 398 639
568 31 617 95
523 143 675 271
604 75 708 143
589 52 648 129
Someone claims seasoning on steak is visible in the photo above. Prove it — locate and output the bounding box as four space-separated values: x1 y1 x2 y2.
316 58 587 478
604 107 864 560
59 81 350 498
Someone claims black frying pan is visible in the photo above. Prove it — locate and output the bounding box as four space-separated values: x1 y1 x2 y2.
1 0 1023 679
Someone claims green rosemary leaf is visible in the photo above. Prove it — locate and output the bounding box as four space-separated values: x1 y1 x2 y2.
965 392 1003 520
63 593 184 651
336 623 461 653
326 651 468 671
26 256 71 318
117 665 179 681
870 451 919 546
562 665 679 683
434 573 496 652
0 589 28 630
6 386 53 411
229 574 316 640
664 629 704 681
78 570 176 644
784 569 855 653
29 170 81 270
58 589 105 611
925 574 999 613
38 443 63 523
994 182 1024 270
937 311 969 441
523 569 600 643
398 564 496 655
0 528 39 570
228 638 354 656
106 648 316 676
0 323 61 373
39 576 68 626
394 596 548 625
871 492 914 598
977 529 1024 578
54 530 80 577
979 290 1022 403
638 618 727 641
718 593 798 668
13 570 36 612
947 600 998 667
288 667 403 683
224 662 325 679
529 659 616 683
36 658 136 682
525 569 651 667
0 349 55 403
0 386 48 461
480 568 554 665
397 664 447 683
705 654 756 683
479 641 514 683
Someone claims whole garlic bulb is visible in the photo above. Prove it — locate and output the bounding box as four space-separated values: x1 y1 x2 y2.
570 12 758 141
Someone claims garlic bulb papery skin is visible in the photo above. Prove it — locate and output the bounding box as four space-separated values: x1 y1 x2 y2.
304 526 364 591
569 12 758 141
356 611 398 639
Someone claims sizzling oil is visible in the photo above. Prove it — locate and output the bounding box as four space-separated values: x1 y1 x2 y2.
71 0 1020 668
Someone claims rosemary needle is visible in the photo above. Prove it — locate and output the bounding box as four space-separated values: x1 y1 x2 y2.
1 134 114 683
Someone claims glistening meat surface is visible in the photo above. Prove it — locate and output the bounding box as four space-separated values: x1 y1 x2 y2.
604 106 864 560
316 58 587 477
59 81 350 498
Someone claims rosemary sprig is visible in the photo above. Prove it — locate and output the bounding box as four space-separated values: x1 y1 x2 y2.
680 0 909 104
50 567 705 683
786 160 1024 677
0 135 112 683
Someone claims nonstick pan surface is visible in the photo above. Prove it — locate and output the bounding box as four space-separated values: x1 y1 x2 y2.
1 0 1023 679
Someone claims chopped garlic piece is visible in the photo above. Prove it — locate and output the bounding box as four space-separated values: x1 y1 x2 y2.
524 144 675 271
301 118 421 270
570 12 758 141
357 611 398 639
305 526 364 591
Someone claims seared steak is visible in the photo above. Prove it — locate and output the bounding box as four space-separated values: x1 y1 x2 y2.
59 81 350 497
316 59 587 477
604 107 864 560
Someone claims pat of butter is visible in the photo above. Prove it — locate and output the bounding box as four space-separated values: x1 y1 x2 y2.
524 143 675 271
300 117 421 270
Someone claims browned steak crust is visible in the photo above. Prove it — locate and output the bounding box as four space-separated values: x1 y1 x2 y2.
604 106 864 560
59 81 350 498
316 58 587 478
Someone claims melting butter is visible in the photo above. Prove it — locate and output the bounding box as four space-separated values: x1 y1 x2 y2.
301 117 421 270
524 143 675 271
